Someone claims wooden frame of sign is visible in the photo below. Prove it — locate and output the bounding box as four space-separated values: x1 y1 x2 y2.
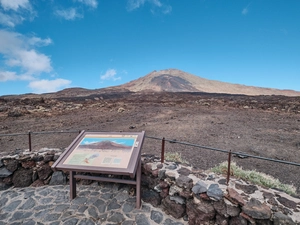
52 130 145 208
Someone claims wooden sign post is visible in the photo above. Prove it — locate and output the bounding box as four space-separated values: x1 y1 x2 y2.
52 130 145 208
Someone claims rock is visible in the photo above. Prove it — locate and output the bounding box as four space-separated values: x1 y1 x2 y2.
216 213 228 225
176 175 193 189
226 187 246 206
117 107 125 113
207 174 215 180
165 171 177 180
186 199 215 224
154 184 162 192
135 213 150 225
262 191 274 199
170 196 185 205
224 198 240 217
49 171 66 185
179 190 192 199
141 175 159 189
4 159 18 172
240 212 256 224
162 196 185 219
0 167 13 178
150 210 164 224
0 181 12 190
37 164 53 180
159 180 169 189
192 180 207 194
43 154 53 162
21 160 36 169
169 185 183 196
218 178 227 185
214 200 227 216
31 179 45 187
7 108 25 117
3 176 12 184
158 169 166 179
166 164 177 170
160 187 169 198
199 193 211 201
277 196 298 209
151 169 159 177
107 212 125 223
0 160 3 167
268 197 278 206
141 189 161 207
207 184 223 201
273 212 296 225
242 198 271 220
12 168 33 187
177 167 191 176
229 216 248 225
235 183 258 194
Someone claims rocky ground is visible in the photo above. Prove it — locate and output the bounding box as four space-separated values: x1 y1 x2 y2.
0 91 300 193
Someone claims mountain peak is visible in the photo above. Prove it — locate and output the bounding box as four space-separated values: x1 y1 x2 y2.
120 69 300 96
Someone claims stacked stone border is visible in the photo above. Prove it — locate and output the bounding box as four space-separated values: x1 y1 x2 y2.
0 148 299 225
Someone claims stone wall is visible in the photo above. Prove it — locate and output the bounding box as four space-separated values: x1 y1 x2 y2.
0 149 299 225
0 148 66 189
140 154 300 225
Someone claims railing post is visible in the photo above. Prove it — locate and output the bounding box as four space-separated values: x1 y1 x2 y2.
28 131 32 152
161 137 165 163
226 150 232 185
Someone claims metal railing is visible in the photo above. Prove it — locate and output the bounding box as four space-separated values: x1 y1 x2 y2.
1 130 300 185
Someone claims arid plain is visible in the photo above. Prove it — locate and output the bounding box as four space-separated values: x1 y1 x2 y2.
1 69 300 193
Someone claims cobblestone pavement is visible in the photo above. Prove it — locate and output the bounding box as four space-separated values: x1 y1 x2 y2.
0 183 187 225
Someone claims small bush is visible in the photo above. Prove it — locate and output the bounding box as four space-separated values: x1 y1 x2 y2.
165 152 188 164
210 161 296 195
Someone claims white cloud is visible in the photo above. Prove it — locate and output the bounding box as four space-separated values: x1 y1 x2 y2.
127 0 146 11
162 5 172 14
0 71 18 81
28 79 72 93
77 0 98 9
242 8 248 15
0 0 35 27
28 37 52 46
0 0 31 11
0 29 52 80
0 11 24 27
127 0 172 14
100 69 121 81
55 8 83 20
242 3 251 15
7 49 52 74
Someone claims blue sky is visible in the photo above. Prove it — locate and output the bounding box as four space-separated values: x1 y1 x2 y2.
81 138 135 147
0 0 299 95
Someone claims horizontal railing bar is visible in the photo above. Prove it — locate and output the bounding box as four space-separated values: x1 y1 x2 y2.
31 130 81 135
145 136 300 167
0 133 27 137
1 131 299 167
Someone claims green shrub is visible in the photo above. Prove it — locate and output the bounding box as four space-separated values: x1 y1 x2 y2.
210 161 296 195
165 152 188 164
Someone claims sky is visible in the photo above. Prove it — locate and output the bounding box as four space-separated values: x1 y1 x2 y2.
0 0 299 96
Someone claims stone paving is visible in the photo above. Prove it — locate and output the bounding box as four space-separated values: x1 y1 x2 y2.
0 183 187 225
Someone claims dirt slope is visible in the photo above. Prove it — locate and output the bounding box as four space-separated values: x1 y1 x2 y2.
1 92 300 193
121 69 300 96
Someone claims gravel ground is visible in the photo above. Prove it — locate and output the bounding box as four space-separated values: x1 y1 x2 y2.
1 92 300 193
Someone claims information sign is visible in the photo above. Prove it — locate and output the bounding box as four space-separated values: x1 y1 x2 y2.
52 130 145 208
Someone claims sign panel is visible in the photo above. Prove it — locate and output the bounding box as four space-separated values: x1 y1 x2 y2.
52 131 145 177
63 134 138 168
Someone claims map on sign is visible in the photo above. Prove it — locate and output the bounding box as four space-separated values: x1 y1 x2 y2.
63 134 138 169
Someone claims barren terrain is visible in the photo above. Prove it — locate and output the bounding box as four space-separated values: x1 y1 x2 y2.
1 91 300 193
